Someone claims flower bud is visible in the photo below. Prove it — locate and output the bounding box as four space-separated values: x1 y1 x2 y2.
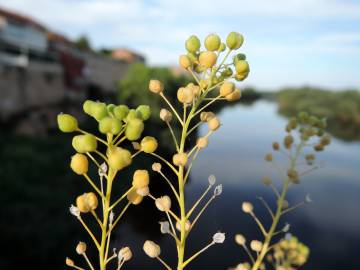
140 136 158 153
125 118 144 141
262 176 272 186
320 134 331 146
108 147 132 171
176 220 191 232
250 240 263 252
284 135 294 149
242 202 253 213
137 186 150 196
173 153 188 166
314 144 324 152
143 240 161 258
226 32 244 50
70 153 89 175
57 113 78 133
177 87 194 104
136 105 151 121
83 100 95 115
160 108 172 122
219 42 226 52
185 35 200 53
66 257 74 267
155 196 171 212
132 170 150 189
113 105 129 120
119 247 132 262
179 55 192 69
219 82 235 97
76 192 98 213
235 60 250 75
152 162 162 172
265 153 273 162
187 83 201 96
72 134 97 153
287 169 299 184
225 89 241 101
235 234 246 245
197 137 209 148
200 111 215 122
149 79 164 94
99 117 122 135
76 242 87 255
205 34 221 51
91 102 108 121
199 51 217 68
208 117 221 131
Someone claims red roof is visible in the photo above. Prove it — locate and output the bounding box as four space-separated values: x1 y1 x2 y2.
0 7 47 31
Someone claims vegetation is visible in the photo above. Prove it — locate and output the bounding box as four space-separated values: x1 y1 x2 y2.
276 87 360 141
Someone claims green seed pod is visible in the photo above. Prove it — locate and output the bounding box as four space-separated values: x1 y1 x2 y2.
108 147 132 171
298 112 309 124
72 134 97 153
314 144 324 152
218 42 226 52
179 55 192 69
185 35 201 53
284 135 294 149
235 60 250 74
187 52 198 63
107 104 116 114
287 169 299 184
272 142 280 151
233 53 246 64
113 105 129 120
70 153 89 175
317 129 325 137
205 34 221 51
83 100 95 115
136 105 151 121
92 102 108 121
57 113 78 133
99 117 122 135
288 117 298 129
226 32 244 50
221 67 233 77
141 136 158 153
309 116 318 126
199 51 217 68
125 118 144 141
320 134 331 146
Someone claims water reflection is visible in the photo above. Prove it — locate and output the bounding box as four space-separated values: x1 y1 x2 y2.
113 101 360 270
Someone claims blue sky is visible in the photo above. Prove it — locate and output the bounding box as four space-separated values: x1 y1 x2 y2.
1 0 360 90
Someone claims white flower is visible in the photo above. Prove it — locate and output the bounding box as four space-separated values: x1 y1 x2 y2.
109 211 114 225
70 204 80 217
159 221 171 234
98 162 107 178
214 184 222 197
213 232 225 244
208 175 216 186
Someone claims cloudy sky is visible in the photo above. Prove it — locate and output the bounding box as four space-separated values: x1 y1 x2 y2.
1 0 360 90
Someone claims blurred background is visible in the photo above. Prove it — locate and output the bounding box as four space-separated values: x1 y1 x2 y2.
0 1 359 270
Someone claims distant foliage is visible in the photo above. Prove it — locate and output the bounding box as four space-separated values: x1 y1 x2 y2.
276 87 360 141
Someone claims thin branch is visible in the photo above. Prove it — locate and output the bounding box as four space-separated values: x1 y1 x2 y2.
187 184 212 218
83 174 104 199
150 153 179 175
77 217 100 249
257 197 274 219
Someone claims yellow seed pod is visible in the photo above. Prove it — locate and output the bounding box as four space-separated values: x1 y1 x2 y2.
76 242 87 255
242 201 254 213
85 192 98 210
155 196 171 212
70 153 89 175
76 194 91 213
265 153 273 162
136 186 150 196
119 247 133 262
226 32 244 50
57 113 78 133
220 82 235 97
176 220 191 232
177 87 194 104
235 60 250 74
132 170 150 189
172 153 188 166
272 142 280 151
108 147 132 171
143 240 161 258
197 137 209 149
199 51 217 68
149 79 164 94
200 111 215 122
205 34 221 51
65 258 75 267
250 240 263 252
225 88 242 101
72 134 97 153
141 136 158 153
127 189 143 205
179 55 192 69
235 234 246 245
208 117 221 131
